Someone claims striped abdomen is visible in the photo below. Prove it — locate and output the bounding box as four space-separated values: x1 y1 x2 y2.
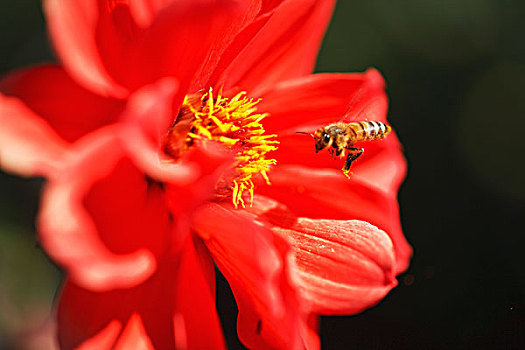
347 121 391 142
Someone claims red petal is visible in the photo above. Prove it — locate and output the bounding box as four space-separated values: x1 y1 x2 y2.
76 320 122 350
249 197 397 314
38 127 158 291
119 77 178 143
257 165 412 275
275 132 405 193
216 0 336 93
350 135 407 201
44 0 127 97
56 234 223 349
0 65 124 143
338 68 388 123
235 233 318 350
192 203 312 349
187 0 263 91
172 236 226 350
124 0 253 95
0 94 68 177
126 0 172 28
258 70 386 135
287 219 397 314
115 78 204 185
112 314 155 350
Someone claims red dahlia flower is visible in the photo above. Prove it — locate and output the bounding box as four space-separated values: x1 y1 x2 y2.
0 0 411 349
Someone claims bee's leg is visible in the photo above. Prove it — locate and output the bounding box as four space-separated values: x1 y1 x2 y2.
342 148 364 178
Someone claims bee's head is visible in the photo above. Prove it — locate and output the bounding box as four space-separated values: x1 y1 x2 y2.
314 128 333 152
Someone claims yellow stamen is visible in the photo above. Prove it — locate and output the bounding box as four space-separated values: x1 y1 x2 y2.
181 88 279 208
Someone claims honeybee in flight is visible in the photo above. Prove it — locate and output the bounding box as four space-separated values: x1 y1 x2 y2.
298 121 391 178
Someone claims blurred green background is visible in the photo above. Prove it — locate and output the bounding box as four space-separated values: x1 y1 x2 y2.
1 0 524 349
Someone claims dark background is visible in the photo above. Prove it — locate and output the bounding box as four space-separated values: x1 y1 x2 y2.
1 1 525 349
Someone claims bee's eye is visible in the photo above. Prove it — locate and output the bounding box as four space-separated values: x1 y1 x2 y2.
323 133 331 143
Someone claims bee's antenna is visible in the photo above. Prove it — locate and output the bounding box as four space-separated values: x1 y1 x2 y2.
296 131 314 138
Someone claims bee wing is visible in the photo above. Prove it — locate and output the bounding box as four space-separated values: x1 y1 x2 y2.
338 85 388 124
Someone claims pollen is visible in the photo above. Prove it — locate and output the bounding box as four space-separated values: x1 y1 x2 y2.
178 88 279 208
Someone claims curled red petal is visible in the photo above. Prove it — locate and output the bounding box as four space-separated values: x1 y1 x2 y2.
248 197 397 314
115 78 204 185
287 219 397 314
118 77 178 148
44 0 128 97
119 123 199 185
163 143 234 218
38 127 157 291
0 94 69 177
192 203 311 349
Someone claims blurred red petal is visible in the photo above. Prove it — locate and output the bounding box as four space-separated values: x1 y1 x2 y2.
57 235 222 349
118 77 177 150
82 158 173 262
115 78 204 185
113 314 155 350
76 320 122 350
217 0 336 93
0 65 124 143
173 236 226 350
44 0 127 97
126 0 172 28
250 197 397 314
192 203 310 349
0 94 69 177
163 143 234 217
38 127 157 291
37 78 233 291
257 165 412 274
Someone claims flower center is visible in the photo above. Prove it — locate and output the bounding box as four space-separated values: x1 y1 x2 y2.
164 88 279 208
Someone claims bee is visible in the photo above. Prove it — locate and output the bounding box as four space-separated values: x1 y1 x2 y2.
298 121 391 178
